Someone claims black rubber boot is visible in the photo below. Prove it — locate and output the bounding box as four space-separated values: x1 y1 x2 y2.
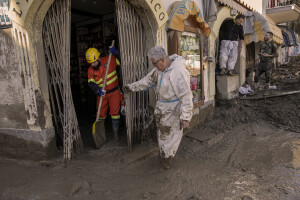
228 69 236 76
112 119 120 141
219 68 226 76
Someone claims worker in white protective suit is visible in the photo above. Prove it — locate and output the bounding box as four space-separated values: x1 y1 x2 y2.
123 46 193 169
219 14 245 76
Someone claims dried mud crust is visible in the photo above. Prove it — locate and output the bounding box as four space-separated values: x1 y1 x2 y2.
272 64 300 91
203 93 300 135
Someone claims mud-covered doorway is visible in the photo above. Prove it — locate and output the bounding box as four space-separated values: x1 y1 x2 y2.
43 0 151 152
215 19 233 75
69 0 128 149
214 18 234 100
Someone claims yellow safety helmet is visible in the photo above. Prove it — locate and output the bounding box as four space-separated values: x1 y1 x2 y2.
86 48 101 63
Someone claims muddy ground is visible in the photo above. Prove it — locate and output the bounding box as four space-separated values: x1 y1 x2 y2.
1 65 300 200
1 92 300 200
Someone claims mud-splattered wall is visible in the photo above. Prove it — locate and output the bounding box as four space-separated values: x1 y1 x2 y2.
0 29 28 129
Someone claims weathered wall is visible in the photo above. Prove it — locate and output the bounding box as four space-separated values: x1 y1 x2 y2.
242 0 263 14
0 28 56 160
0 29 28 129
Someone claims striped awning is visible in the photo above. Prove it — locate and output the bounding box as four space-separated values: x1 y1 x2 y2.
166 0 210 37
244 12 283 45
217 0 249 15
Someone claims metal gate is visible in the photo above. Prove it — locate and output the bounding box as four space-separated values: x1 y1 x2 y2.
116 0 150 151
42 0 83 160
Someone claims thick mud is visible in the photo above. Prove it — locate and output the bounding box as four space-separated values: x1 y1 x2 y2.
1 93 300 200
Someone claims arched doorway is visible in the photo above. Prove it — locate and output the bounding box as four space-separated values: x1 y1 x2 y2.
215 18 233 74
41 0 162 159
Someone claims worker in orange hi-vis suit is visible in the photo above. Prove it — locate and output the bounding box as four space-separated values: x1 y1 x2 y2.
86 47 123 140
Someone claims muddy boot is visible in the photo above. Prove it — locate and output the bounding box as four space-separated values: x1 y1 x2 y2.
112 119 120 141
161 157 172 170
228 69 237 76
219 68 226 76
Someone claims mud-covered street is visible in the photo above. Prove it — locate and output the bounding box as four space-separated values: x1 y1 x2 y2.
1 91 300 200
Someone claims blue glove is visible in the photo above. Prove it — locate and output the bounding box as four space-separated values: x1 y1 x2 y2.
98 89 106 96
109 46 118 55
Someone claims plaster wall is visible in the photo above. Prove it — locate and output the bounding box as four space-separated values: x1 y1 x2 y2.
0 29 27 129
0 27 56 160
242 0 263 14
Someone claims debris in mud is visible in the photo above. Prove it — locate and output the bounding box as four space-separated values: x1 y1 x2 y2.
241 195 254 200
275 184 289 195
188 195 199 200
198 93 300 136
69 180 94 197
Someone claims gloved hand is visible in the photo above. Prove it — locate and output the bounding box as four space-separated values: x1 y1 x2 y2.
98 89 106 96
120 106 126 116
122 85 132 93
109 46 118 55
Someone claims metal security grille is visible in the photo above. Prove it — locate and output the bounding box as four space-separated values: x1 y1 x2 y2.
42 0 83 160
116 0 150 151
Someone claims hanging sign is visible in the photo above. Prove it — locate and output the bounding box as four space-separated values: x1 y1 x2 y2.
0 0 12 29
145 0 168 28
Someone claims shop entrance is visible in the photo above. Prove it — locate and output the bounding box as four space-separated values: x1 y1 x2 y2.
70 0 122 149
42 0 151 157
215 19 233 75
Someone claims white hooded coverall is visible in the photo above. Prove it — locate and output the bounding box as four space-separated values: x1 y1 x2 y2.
127 55 193 158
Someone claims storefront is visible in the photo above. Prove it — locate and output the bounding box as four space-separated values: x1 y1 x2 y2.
166 0 210 106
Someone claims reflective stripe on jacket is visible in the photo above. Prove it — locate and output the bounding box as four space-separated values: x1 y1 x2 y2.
88 56 119 91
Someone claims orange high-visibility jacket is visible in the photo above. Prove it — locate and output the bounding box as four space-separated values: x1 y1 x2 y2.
88 56 119 92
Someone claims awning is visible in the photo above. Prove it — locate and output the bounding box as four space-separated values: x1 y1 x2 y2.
278 25 298 47
166 0 210 37
217 0 249 15
244 12 283 45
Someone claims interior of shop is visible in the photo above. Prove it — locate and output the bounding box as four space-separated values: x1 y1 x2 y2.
69 0 125 148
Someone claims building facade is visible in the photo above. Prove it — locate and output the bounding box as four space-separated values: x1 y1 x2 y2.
1 0 294 160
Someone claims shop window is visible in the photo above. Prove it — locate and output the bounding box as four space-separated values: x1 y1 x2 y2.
180 32 203 104
167 15 204 106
